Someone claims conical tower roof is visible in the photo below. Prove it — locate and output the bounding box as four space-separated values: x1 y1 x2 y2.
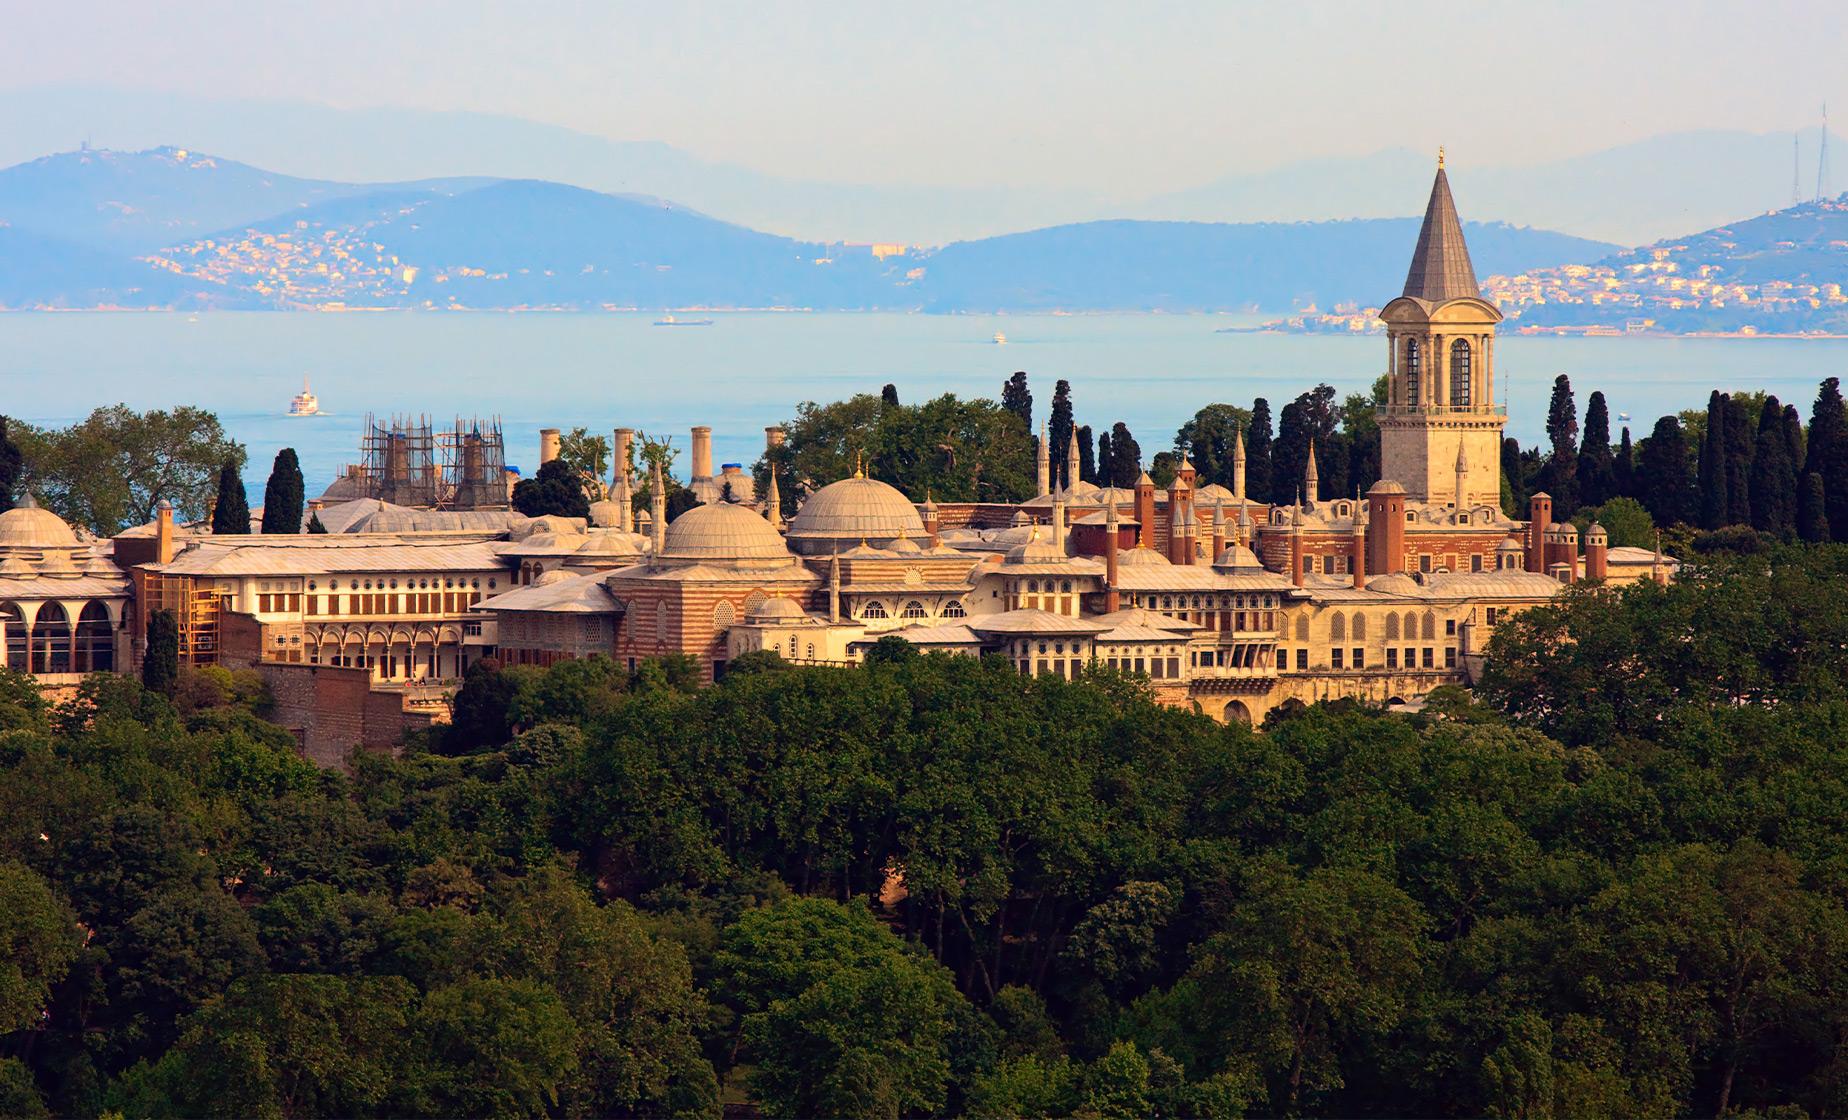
1401 156 1481 303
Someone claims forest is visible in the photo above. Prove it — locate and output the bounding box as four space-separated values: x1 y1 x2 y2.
5 543 1848 1118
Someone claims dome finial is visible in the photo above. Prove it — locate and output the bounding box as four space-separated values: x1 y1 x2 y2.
1438 145 1445 170
852 449 865 480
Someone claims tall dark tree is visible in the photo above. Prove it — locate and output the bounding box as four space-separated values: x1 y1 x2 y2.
1048 380 1074 491
143 609 180 696
210 459 249 535
1613 426 1635 500
1800 472 1831 542
880 383 900 408
1541 375 1579 516
1637 415 1693 527
512 459 593 520
1576 391 1615 507
259 448 305 535
0 415 20 513
1806 377 1848 539
1095 430 1112 487
306 511 328 534
1246 398 1274 504
1783 404 1805 478
1001 371 1033 432
1076 425 1096 484
1750 396 1797 537
1174 404 1250 489
1272 401 1310 504
1501 437 1527 512
1724 393 1756 526
1106 423 1142 488
1545 375 1578 458
1698 391 1730 529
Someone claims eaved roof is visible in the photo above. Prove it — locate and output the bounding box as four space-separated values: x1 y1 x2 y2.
1087 606 1200 632
475 572 620 614
965 608 1109 636
148 538 508 576
1401 163 1482 303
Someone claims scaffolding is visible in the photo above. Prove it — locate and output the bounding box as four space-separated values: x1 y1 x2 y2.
358 413 438 508
440 416 511 510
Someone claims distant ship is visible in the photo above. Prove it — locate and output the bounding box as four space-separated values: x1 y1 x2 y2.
1617 412 1633 422
654 314 715 327
287 379 322 417
992 331 1008 345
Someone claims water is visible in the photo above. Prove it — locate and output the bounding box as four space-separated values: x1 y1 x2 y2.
4 311 1847 500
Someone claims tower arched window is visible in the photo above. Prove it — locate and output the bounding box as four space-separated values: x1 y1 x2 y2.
1449 338 1472 408
1403 337 1422 406
901 600 928 620
942 599 966 618
862 601 889 620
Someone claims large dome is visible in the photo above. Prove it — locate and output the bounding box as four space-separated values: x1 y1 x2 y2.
661 502 792 561
0 498 78 549
786 476 924 545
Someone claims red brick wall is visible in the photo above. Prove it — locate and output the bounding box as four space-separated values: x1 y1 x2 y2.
258 662 413 770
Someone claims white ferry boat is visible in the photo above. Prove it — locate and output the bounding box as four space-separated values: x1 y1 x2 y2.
654 314 715 327
288 379 322 417
993 331 1008 345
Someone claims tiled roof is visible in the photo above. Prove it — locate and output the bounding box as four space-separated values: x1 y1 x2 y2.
147 540 509 576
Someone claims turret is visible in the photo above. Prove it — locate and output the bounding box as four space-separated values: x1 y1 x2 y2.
1051 493 1067 554
1178 455 1197 488
765 468 783 531
1232 428 1247 502
1168 473 1192 565
922 491 940 549
539 428 561 466
1066 431 1082 491
829 552 842 623
612 469 634 533
1135 471 1156 550
1211 499 1227 559
1585 521 1608 581
1527 492 1553 574
1454 438 1470 517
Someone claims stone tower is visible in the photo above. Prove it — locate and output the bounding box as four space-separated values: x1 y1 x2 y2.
1378 153 1505 506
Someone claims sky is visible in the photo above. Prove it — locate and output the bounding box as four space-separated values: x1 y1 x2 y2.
2 0 1845 196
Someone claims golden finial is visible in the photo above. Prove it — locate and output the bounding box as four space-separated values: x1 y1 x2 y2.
1438 145 1445 170
852 450 865 480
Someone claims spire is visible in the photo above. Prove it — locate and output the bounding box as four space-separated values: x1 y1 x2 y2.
1454 438 1469 472
1065 429 1081 487
1402 158 1482 302
1233 426 1247 501
765 468 783 530
829 551 842 623
1303 440 1319 502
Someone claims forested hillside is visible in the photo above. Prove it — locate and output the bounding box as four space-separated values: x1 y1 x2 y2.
6 546 1848 1117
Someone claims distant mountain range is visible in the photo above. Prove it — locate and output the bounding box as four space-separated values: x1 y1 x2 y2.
0 86 1838 245
0 147 1617 313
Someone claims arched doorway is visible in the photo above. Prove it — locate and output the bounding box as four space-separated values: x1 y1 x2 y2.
75 602 114 672
1224 700 1253 726
31 602 71 674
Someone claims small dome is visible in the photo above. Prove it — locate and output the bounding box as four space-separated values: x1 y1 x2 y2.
787 476 925 543
587 499 624 528
1367 572 1425 596
1005 531 1066 564
575 529 647 556
1367 479 1407 496
1497 536 1525 553
746 596 808 622
1586 521 1608 543
1117 546 1172 567
532 568 575 586
888 535 923 554
1213 544 1264 570
0 497 78 549
0 556 37 578
661 502 792 561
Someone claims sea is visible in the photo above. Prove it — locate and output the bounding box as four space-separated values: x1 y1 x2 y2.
5 311 1848 502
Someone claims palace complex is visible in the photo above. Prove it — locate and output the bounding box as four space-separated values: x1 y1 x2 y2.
0 161 1672 763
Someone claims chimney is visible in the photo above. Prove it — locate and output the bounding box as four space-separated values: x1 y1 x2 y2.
1104 502 1121 613
922 492 939 549
1232 427 1247 502
539 428 561 466
1051 495 1066 553
691 426 713 481
1561 523 1580 582
1351 508 1367 590
765 425 786 452
1168 476 1191 565
1036 421 1051 497
1366 481 1407 576
1527 493 1553 574
155 499 177 564
649 459 667 558
1135 471 1156 550
1289 505 1306 588
613 428 635 486
1585 522 1608 581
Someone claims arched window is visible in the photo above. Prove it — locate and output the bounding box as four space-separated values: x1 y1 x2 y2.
1353 613 1368 641
1294 615 1309 641
1404 610 1419 638
1329 612 1346 641
31 602 71 674
942 599 966 618
1422 611 1437 640
1450 338 1472 408
862 601 889 619
1403 337 1422 406
76 602 114 673
788 635 798 657
901 600 928 620
1 604 26 671
1385 612 1400 640
712 600 736 629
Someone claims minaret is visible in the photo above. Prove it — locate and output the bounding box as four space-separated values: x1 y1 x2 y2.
1168 473 1192 565
649 459 666 558
765 468 783 531
1135 471 1156 550
1036 421 1051 497
1652 531 1668 586
1232 427 1247 502
1065 430 1082 491
1303 440 1319 508
1236 498 1252 550
1289 498 1306 588
1210 499 1226 559
1454 438 1470 518
828 551 842 622
1103 500 1121 613
1051 493 1066 553
612 468 634 533
1350 493 1367 590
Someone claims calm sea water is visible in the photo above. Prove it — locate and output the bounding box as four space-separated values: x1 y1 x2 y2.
4 311 1847 501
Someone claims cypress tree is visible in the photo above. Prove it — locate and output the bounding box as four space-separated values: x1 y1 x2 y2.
1048 380 1074 491
1095 431 1112 486
211 459 250 535
1501 437 1526 510
1801 472 1831 542
1724 393 1755 526
1076 425 1096 484
1806 377 1848 539
143 609 180 697
1001 371 1032 431
1613 426 1635 500
1246 398 1273 504
1576 391 1615 507
307 511 328 534
1272 401 1309 504
1637 415 1693 527
0 415 20 514
1749 395 1796 537
880 383 900 408
1545 375 1578 458
1698 390 1728 529
1107 422 1142 488
260 448 305 534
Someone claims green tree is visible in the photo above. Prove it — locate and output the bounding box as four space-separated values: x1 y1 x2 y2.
881 382 901 408
1050 379 1075 491
1699 390 1730 529
1105 422 1143 487
764 392 1035 503
1806 377 1848 539
412 978 580 1118
258 448 304 534
1574 496 1654 549
512 459 593 519
1613 424 1635 500
1724 392 1756 526
15 404 243 534
210 459 249 535
1577 391 1615 507
1246 398 1273 503
0 415 21 513
1637 415 1692 526
1750 395 1797 537
1800 472 1830 541
1001 371 1033 431
1175 404 1251 490
143 609 180 697
0 862 83 1034
305 510 327 533
1076 424 1096 484
556 427 611 500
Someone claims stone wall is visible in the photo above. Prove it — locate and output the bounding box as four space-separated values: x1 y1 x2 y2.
256 661 417 770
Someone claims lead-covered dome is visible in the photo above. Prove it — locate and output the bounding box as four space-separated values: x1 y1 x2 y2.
661 502 792 561
786 476 925 551
0 496 79 549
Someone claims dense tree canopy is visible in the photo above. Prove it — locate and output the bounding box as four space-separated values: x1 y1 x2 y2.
14 405 245 534
512 459 593 520
259 448 304 535
760 391 1036 504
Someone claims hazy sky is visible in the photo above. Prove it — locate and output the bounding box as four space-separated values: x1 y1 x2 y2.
4 0 1844 194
